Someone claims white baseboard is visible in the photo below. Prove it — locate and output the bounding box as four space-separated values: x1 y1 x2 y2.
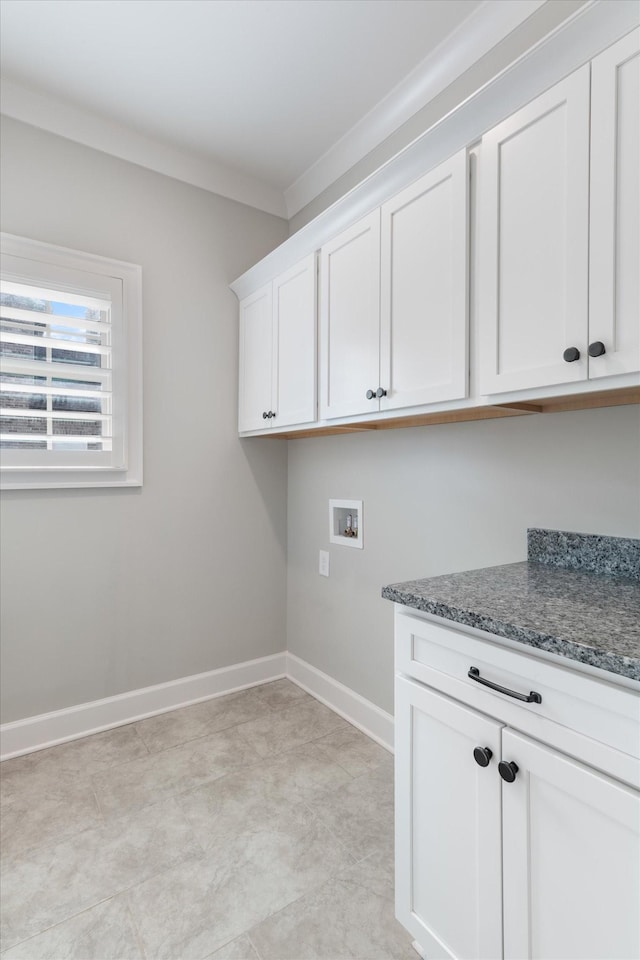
0 652 287 761
0 650 394 761
286 652 394 752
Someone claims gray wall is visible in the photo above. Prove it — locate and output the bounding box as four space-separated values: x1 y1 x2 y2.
289 0 587 233
285 0 640 716
2 54 640 728
287 406 640 714
0 116 289 723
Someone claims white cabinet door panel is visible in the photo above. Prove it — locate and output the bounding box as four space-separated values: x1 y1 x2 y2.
395 677 503 960
380 150 468 411
589 29 640 379
479 66 590 394
273 254 316 428
238 283 273 433
502 729 640 960
320 211 381 420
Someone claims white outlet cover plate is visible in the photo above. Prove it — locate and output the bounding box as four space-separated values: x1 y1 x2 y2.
319 550 330 576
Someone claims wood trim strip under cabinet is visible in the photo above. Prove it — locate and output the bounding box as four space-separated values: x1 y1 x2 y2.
257 387 640 439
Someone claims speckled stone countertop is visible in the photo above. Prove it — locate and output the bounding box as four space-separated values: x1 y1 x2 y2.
382 530 640 682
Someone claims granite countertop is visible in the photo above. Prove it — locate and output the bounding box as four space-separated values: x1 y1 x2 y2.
382 529 640 682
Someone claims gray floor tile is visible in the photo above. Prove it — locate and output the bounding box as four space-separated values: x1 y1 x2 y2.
0 726 148 805
313 726 392 778
206 933 261 959
249 849 415 959
135 688 268 754
177 742 353 851
0 686 403 960
306 763 394 861
127 805 355 960
0 781 102 861
251 679 313 711
93 725 262 818
236 699 350 759
0 796 202 951
0 896 144 960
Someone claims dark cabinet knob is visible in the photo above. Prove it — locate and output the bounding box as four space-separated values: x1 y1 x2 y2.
271 411 276 419
473 746 493 768
498 760 519 783
588 341 606 357
376 387 387 398
563 347 580 363
366 389 376 400
262 411 269 419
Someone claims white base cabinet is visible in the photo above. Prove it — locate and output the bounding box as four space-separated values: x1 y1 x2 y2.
502 730 640 960
395 610 640 960
395 677 503 960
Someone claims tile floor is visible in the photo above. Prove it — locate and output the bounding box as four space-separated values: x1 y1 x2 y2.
0 680 415 959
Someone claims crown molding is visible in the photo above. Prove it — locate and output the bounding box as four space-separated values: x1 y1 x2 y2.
232 0 638 300
0 79 287 219
282 0 547 218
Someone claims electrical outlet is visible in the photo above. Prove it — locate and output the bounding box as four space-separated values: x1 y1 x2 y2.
319 550 330 577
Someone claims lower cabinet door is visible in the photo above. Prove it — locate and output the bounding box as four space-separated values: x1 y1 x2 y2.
501 729 640 960
395 677 504 959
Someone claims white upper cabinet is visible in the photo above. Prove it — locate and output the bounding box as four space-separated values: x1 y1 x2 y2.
238 254 316 432
320 150 469 421
319 211 381 420
589 29 640 379
238 283 273 433
237 33 639 435
380 151 469 411
478 66 591 395
272 255 317 427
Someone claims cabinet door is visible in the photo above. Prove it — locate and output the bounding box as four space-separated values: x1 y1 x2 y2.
502 729 640 960
589 29 640 379
272 254 317 428
319 211 381 420
395 677 503 960
479 66 590 394
238 283 273 433
380 150 468 411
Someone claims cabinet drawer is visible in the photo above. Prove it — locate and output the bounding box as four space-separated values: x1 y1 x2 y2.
396 612 640 766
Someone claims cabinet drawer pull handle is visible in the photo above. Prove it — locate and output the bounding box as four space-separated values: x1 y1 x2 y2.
366 389 376 400
563 346 580 362
588 340 606 357
468 667 542 704
376 387 387 398
498 760 519 783
473 746 493 767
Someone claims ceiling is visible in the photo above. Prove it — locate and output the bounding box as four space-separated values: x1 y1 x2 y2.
0 0 544 216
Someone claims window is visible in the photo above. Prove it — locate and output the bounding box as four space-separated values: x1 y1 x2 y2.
0 234 142 488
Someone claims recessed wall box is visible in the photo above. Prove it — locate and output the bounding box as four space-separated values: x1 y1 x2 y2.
329 499 363 549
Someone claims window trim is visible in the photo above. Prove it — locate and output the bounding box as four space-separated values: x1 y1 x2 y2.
0 233 142 489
